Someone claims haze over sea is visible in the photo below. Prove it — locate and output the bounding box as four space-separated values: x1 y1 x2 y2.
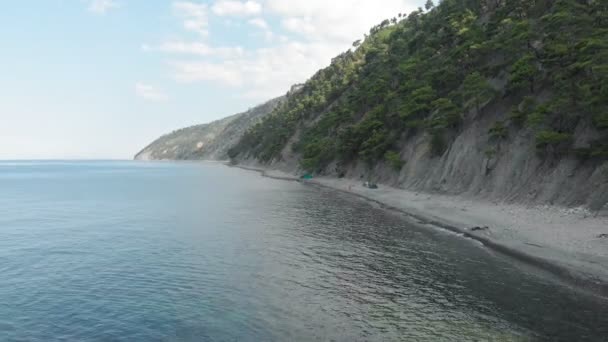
1 161 607 341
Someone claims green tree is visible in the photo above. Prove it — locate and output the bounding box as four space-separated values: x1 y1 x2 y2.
489 121 508 139
385 150 405 170
462 72 493 116
535 130 572 154
509 54 538 93
231 0 608 168
400 86 437 120
429 98 461 130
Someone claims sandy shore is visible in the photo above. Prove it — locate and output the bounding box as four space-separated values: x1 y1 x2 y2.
234 164 608 297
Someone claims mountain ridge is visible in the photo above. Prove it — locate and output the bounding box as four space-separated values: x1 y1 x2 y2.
137 0 607 211
228 0 608 211
134 96 286 161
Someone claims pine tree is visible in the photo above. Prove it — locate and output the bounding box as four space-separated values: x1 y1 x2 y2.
463 72 493 116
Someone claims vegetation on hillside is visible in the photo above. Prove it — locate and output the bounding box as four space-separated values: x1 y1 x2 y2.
229 0 608 173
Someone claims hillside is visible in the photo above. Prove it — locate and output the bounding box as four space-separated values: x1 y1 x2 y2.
229 0 608 211
134 96 285 161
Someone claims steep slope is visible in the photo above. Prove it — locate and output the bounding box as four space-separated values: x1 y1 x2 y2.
229 0 608 211
134 96 284 161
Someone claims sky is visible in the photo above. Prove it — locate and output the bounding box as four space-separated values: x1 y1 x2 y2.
0 0 422 159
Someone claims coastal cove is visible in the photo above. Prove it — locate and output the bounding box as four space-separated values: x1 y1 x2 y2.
231 163 608 298
2 160 608 341
4 0 608 340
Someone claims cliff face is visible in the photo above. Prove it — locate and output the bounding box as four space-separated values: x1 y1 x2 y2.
228 0 608 211
234 99 608 211
330 105 608 211
134 96 284 161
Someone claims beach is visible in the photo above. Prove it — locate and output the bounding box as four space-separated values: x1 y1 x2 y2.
236 164 608 297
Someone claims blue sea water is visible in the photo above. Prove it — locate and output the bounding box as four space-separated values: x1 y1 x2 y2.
0 161 606 341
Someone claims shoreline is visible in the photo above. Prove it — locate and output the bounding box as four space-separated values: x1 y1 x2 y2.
231 164 608 299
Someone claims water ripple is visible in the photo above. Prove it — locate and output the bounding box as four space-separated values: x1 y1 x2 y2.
0 162 606 341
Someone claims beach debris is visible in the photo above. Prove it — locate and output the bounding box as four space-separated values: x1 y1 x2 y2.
363 181 378 189
597 233 608 239
470 226 489 232
300 173 313 180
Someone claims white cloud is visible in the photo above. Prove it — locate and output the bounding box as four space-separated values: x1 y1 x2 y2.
173 1 209 36
169 41 341 99
144 41 244 58
265 0 419 43
211 0 262 16
281 17 316 36
135 83 169 102
170 61 245 87
248 17 268 30
247 18 274 42
88 0 119 14
154 0 421 101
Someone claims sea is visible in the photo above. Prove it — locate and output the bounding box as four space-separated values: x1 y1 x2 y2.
0 161 606 341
